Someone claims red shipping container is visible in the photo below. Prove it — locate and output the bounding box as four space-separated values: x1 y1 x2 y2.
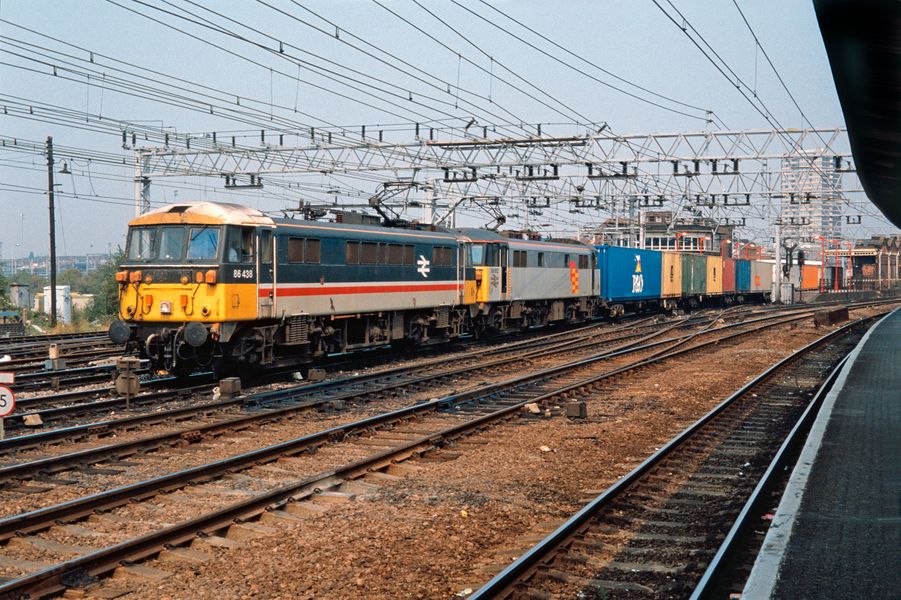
723 257 736 293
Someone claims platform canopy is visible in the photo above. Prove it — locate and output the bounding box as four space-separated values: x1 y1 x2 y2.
814 0 901 227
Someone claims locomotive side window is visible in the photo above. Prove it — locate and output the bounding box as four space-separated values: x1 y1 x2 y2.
387 244 404 265
289 237 321 263
403 244 415 265
578 255 589 269
304 239 320 263
512 251 527 267
259 230 273 263
469 243 499 266
225 227 255 263
537 252 545 267
432 246 453 267
187 226 219 260
288 238 305 263
127 227 157 260
346 241 360 264
360 242 379 264
470 244 485 266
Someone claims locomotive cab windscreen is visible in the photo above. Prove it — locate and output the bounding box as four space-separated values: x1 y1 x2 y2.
125 224 222 263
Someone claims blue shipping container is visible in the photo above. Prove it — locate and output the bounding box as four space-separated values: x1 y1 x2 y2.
735 259 752 292
595 245 663 302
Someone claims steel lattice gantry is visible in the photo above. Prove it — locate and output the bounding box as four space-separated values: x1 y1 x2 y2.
139 127 851 177
134 127 862 233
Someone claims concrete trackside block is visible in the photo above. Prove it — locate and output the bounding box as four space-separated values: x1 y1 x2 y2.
565 401 588 419
813 306 849 327
218 377 241 398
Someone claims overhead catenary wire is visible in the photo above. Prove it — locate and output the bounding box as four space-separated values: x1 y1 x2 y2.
274 0 534 135
408 0 599 126
154 0 523 135
475 0 713 116
0 18 367 146
183 0 532 138
650 0 855 215
371 0 583 132
448 0 712 123
106 0 459 130
729 0 839 155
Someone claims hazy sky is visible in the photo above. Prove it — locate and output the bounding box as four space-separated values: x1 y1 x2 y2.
0 0 897 257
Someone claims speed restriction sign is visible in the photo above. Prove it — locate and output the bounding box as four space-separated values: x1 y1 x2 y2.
0 385 15 418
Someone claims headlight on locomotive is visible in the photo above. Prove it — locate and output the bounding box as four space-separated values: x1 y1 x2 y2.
160 301 173 315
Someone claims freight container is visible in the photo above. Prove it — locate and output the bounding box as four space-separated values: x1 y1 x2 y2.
735 259 752 292
722 258 736 293
661 252 682 298
705 256 724 295
801 264 821 290
680 254 707 296
750 260 774 293
595 245 662 302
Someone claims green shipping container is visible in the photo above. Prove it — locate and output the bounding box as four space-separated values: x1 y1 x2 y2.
680 254 708 296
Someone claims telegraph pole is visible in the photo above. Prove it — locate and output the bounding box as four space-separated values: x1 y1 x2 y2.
47 136 57 329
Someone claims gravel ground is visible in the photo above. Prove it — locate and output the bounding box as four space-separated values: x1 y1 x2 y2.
93 306 894 600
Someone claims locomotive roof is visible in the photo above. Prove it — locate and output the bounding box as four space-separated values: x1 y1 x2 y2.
272 217 460 242
128 201 589 250
455 228 591 252
130 201 275 227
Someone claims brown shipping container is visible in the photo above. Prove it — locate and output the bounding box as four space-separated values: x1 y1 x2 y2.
706 256 724 295
661 252 682 297
723 258 736 293
801 264 820 290
750 260 774 292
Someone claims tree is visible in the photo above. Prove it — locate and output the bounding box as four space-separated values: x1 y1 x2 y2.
0 272 12 309
85 250 125 322
58 268 86 293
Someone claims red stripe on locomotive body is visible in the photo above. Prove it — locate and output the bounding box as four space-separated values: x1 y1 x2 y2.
257 283 460 298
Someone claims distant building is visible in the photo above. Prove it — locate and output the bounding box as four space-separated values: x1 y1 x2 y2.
780 151 843 248
8 283 31 309
846 235 901 289
581 211 736 255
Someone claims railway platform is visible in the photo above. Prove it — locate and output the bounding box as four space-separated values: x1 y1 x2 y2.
743 306 901 598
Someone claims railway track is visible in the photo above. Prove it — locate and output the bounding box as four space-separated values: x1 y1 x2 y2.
2 316 636 397
0 331 110 351
7 364 135 394
0 349 123 375
0 305 846 598
468 316 874 599
0 314 685 457
0 306 814 461
0 303 823 437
